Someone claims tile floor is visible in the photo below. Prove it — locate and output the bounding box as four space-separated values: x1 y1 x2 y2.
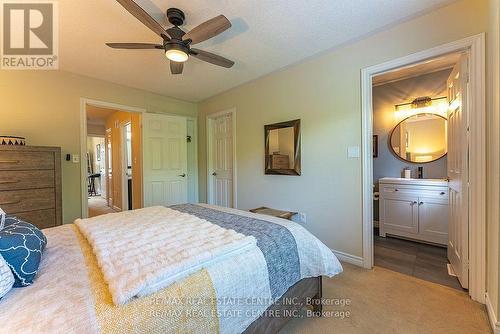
374 229 463 290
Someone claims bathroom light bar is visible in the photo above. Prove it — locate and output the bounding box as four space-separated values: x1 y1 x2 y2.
395 96 448 119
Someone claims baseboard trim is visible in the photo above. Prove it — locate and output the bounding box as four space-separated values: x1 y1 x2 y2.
331 249 364 267
486 293 500 334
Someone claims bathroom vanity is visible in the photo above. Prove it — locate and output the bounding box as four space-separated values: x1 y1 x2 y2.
379 177 448 246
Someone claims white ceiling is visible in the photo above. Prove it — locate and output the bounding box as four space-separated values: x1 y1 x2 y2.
59 0 455 102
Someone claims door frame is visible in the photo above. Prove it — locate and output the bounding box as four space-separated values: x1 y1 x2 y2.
187 116 199 203
121 122 131 211
360 33 486 302
206 108 237 208
79 98 146 218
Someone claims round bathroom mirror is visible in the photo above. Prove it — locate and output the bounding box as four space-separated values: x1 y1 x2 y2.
389 113 447 163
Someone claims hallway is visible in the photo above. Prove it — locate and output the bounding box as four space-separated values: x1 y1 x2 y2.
88 196 118 217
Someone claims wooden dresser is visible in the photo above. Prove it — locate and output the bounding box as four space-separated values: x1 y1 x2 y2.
270 154 290 169
0 146 62 229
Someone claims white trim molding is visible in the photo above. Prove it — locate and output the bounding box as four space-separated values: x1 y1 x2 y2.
206 108 238 208
360 34 486 303
79 98 146 219
186 117 200 203
331 249 364 267
486 293 500 334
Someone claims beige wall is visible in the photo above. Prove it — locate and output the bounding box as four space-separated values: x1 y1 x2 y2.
0 70 197 224
487 0 500 321
198 0 489 259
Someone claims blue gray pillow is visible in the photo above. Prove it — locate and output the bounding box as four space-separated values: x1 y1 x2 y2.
0 216 47 287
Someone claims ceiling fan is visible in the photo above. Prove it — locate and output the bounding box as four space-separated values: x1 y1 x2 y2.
107 0 234 75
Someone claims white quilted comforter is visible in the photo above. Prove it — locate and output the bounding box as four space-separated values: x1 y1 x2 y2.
75 206 257 305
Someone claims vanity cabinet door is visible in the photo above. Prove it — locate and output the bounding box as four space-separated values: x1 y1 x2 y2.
417 195 448 245
381 195 418 234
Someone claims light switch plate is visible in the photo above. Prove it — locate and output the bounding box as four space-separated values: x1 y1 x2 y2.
347 146 360 158
72 154 80 163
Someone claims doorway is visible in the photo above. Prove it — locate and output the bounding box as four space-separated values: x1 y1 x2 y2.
82 100 144 218
207 109 237 208
361 34 486 302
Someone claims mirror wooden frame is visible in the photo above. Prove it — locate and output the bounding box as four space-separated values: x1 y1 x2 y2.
264 119 301 175
389 113 448 163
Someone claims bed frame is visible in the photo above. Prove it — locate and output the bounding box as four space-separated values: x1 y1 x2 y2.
243 276 322 333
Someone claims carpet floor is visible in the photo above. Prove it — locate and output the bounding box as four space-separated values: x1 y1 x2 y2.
88 196 118 218
280 263 491 334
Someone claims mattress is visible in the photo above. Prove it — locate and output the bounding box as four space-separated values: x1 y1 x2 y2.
0 204 342 334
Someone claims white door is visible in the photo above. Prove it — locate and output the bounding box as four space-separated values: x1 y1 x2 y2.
143 113 188 207
447 53 469 289
208 113 234 207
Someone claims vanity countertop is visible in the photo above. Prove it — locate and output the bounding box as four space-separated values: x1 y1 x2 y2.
379 177 448 187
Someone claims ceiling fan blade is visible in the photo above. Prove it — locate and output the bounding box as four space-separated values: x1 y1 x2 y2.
182 15 231 45
115 0 169 40
191 48 234 68
170 61 184 75
106 43 163 49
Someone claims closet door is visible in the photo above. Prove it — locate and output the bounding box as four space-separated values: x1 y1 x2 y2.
143 113 188 207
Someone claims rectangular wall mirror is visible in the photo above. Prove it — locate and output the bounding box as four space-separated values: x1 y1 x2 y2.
265 119 301 175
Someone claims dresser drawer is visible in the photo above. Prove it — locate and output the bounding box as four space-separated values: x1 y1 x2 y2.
0 188 55 213
0 151 54 170
0 170 55 190
12 209 56 229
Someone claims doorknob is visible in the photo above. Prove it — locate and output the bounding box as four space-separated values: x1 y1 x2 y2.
178 173 186 177
212 172 217 176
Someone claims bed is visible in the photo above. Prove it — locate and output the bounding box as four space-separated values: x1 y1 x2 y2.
0 204 342 334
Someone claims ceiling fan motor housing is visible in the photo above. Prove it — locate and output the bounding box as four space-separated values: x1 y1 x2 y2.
167 8 185 26
165 41 189 55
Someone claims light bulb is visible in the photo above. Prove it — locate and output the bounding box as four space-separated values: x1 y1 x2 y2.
165 49 188 62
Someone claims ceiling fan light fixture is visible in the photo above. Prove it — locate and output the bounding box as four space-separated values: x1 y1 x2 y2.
165 49 188 62
165 43 189 63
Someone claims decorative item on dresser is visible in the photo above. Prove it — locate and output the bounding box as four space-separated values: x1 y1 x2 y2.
0 145 62 229
0 136 26 146
378 177 448 245
249 206 297 220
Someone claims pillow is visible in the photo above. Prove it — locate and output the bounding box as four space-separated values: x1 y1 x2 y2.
0 216 47 287
0 207 5 230
0 253 14 298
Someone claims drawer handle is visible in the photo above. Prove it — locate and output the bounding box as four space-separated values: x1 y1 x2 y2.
0 160 20 164
419 202 424 205
0 180 19 184
394 189 399 192
0 200 21 205
440 192 446 195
